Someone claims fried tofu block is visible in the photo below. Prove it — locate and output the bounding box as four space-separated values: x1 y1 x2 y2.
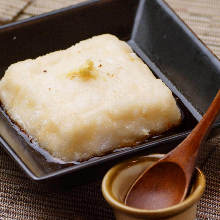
0 34 181 161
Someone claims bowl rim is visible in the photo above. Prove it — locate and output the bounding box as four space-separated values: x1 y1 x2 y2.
102 154 206 218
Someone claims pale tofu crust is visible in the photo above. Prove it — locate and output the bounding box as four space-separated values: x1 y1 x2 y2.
0 34 181 162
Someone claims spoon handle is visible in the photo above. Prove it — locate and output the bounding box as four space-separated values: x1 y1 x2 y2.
182 90 220 151
166 90 220 180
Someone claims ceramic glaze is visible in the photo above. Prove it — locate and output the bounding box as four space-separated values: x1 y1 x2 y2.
102 154 205 220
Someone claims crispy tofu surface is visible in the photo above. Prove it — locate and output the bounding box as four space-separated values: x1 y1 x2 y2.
0 34 181 161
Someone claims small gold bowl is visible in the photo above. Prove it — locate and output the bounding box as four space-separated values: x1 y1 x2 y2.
102 154 205 220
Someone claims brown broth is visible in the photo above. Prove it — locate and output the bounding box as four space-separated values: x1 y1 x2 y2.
0 96 197 174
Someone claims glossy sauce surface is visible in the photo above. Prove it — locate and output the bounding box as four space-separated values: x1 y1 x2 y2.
0 95 197 177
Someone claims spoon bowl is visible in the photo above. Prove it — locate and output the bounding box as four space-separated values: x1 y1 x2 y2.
126 161 186 210
125 90 220 210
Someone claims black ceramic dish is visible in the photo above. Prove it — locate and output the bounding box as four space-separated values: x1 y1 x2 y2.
0 0 219 184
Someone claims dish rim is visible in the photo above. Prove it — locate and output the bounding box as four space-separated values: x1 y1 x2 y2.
0 0 219 182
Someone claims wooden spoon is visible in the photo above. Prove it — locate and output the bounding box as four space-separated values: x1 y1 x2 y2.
125 90 220 210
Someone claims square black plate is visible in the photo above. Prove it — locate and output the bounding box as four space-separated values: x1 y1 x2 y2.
0 0 219 183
